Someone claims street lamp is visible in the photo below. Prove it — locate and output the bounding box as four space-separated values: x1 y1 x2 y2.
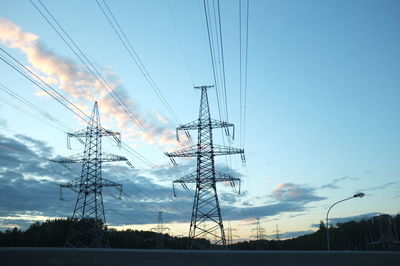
326 192 365 250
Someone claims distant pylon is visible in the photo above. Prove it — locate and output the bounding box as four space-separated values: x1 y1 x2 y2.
275 224 281 240
251 218 267 240
51 101 133 248
225 221 239 245
166 85 245 249
150 211 169 249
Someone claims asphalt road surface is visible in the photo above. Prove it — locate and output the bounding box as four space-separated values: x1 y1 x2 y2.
1 248 399 266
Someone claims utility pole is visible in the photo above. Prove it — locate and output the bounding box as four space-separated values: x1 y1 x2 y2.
166 86 245 249
51 101 132 248
150 211 169 249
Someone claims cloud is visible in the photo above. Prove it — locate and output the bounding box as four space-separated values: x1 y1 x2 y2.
320 176 358 190
0 134 70 219
329 212 384 225
0 132 328 231
224 202 304 222
271 183 326 203
216 183 326 222
309 212 385 229
0 118 7 128
0 133 188 229
0 18 179 146
361 182 400 192
280 230 314 239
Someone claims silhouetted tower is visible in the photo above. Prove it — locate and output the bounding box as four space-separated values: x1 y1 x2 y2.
225 222 239 245
166 85 245 249
51 101 132 248
251 218 267 240
275 224 281 240
151 211 169 249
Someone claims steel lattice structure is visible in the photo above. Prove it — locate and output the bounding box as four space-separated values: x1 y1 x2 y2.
150 211 169 249
51 101 132 248
166 86 245 249
251 218 267 240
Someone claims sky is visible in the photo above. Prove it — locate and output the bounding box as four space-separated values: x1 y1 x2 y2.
0 0 399 241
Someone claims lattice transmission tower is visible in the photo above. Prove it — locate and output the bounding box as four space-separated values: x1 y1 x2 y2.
166 85 245 249
225 221 239 245
274 224 281 241
251 218 267 240
150 211 170 249
51 101 133 248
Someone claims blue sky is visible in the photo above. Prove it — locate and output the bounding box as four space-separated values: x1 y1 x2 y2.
0 0 399 241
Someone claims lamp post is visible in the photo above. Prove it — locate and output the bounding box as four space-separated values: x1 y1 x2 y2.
326 192 365 251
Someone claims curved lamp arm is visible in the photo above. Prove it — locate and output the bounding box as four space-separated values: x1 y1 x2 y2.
326 193 365 250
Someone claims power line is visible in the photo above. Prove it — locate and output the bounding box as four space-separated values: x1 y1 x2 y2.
216 0 229 124
203 0 224 124
0 94 179 226
0 76 165 175
30 0 172 159
0 59 183 230
96 0 186 130
243 0 250 150
166 0 195 88
0 49 89 123
29 0 195 181
0 83 74 133
0 46 175 179
239 0 243 149
202 0 236 177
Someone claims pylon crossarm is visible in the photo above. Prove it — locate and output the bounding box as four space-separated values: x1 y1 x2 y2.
67 128 121 147
66 130 89 149
177 119 233 131
68 128 121 138
165 145 198 158
101 178 123 199
166 145 244 158
100 178 122 187
215 172 241 194
67 133 85 149
101 153 131 163
59 183 78 199
67 130 86 139
213 144 244 157
50 153 84 164
51 153 132 164
172 176 192 196
176 120 198 132
174 173 197 183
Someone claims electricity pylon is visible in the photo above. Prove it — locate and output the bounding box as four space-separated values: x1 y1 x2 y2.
150 211 169 249
51 101 133 248
225 221 239 245
166 85 245 249
251 218 267 240
275 224 281 241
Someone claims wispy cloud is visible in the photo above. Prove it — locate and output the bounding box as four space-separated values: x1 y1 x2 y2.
320 176 358 190
361 181 400 192
0 18 178 146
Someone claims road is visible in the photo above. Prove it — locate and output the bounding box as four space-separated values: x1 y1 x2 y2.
1 248 399 266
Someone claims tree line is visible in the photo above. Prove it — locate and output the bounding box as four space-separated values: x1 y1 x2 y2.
1 214 399 250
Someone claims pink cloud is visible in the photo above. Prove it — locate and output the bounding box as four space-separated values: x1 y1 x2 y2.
0 18 181 147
